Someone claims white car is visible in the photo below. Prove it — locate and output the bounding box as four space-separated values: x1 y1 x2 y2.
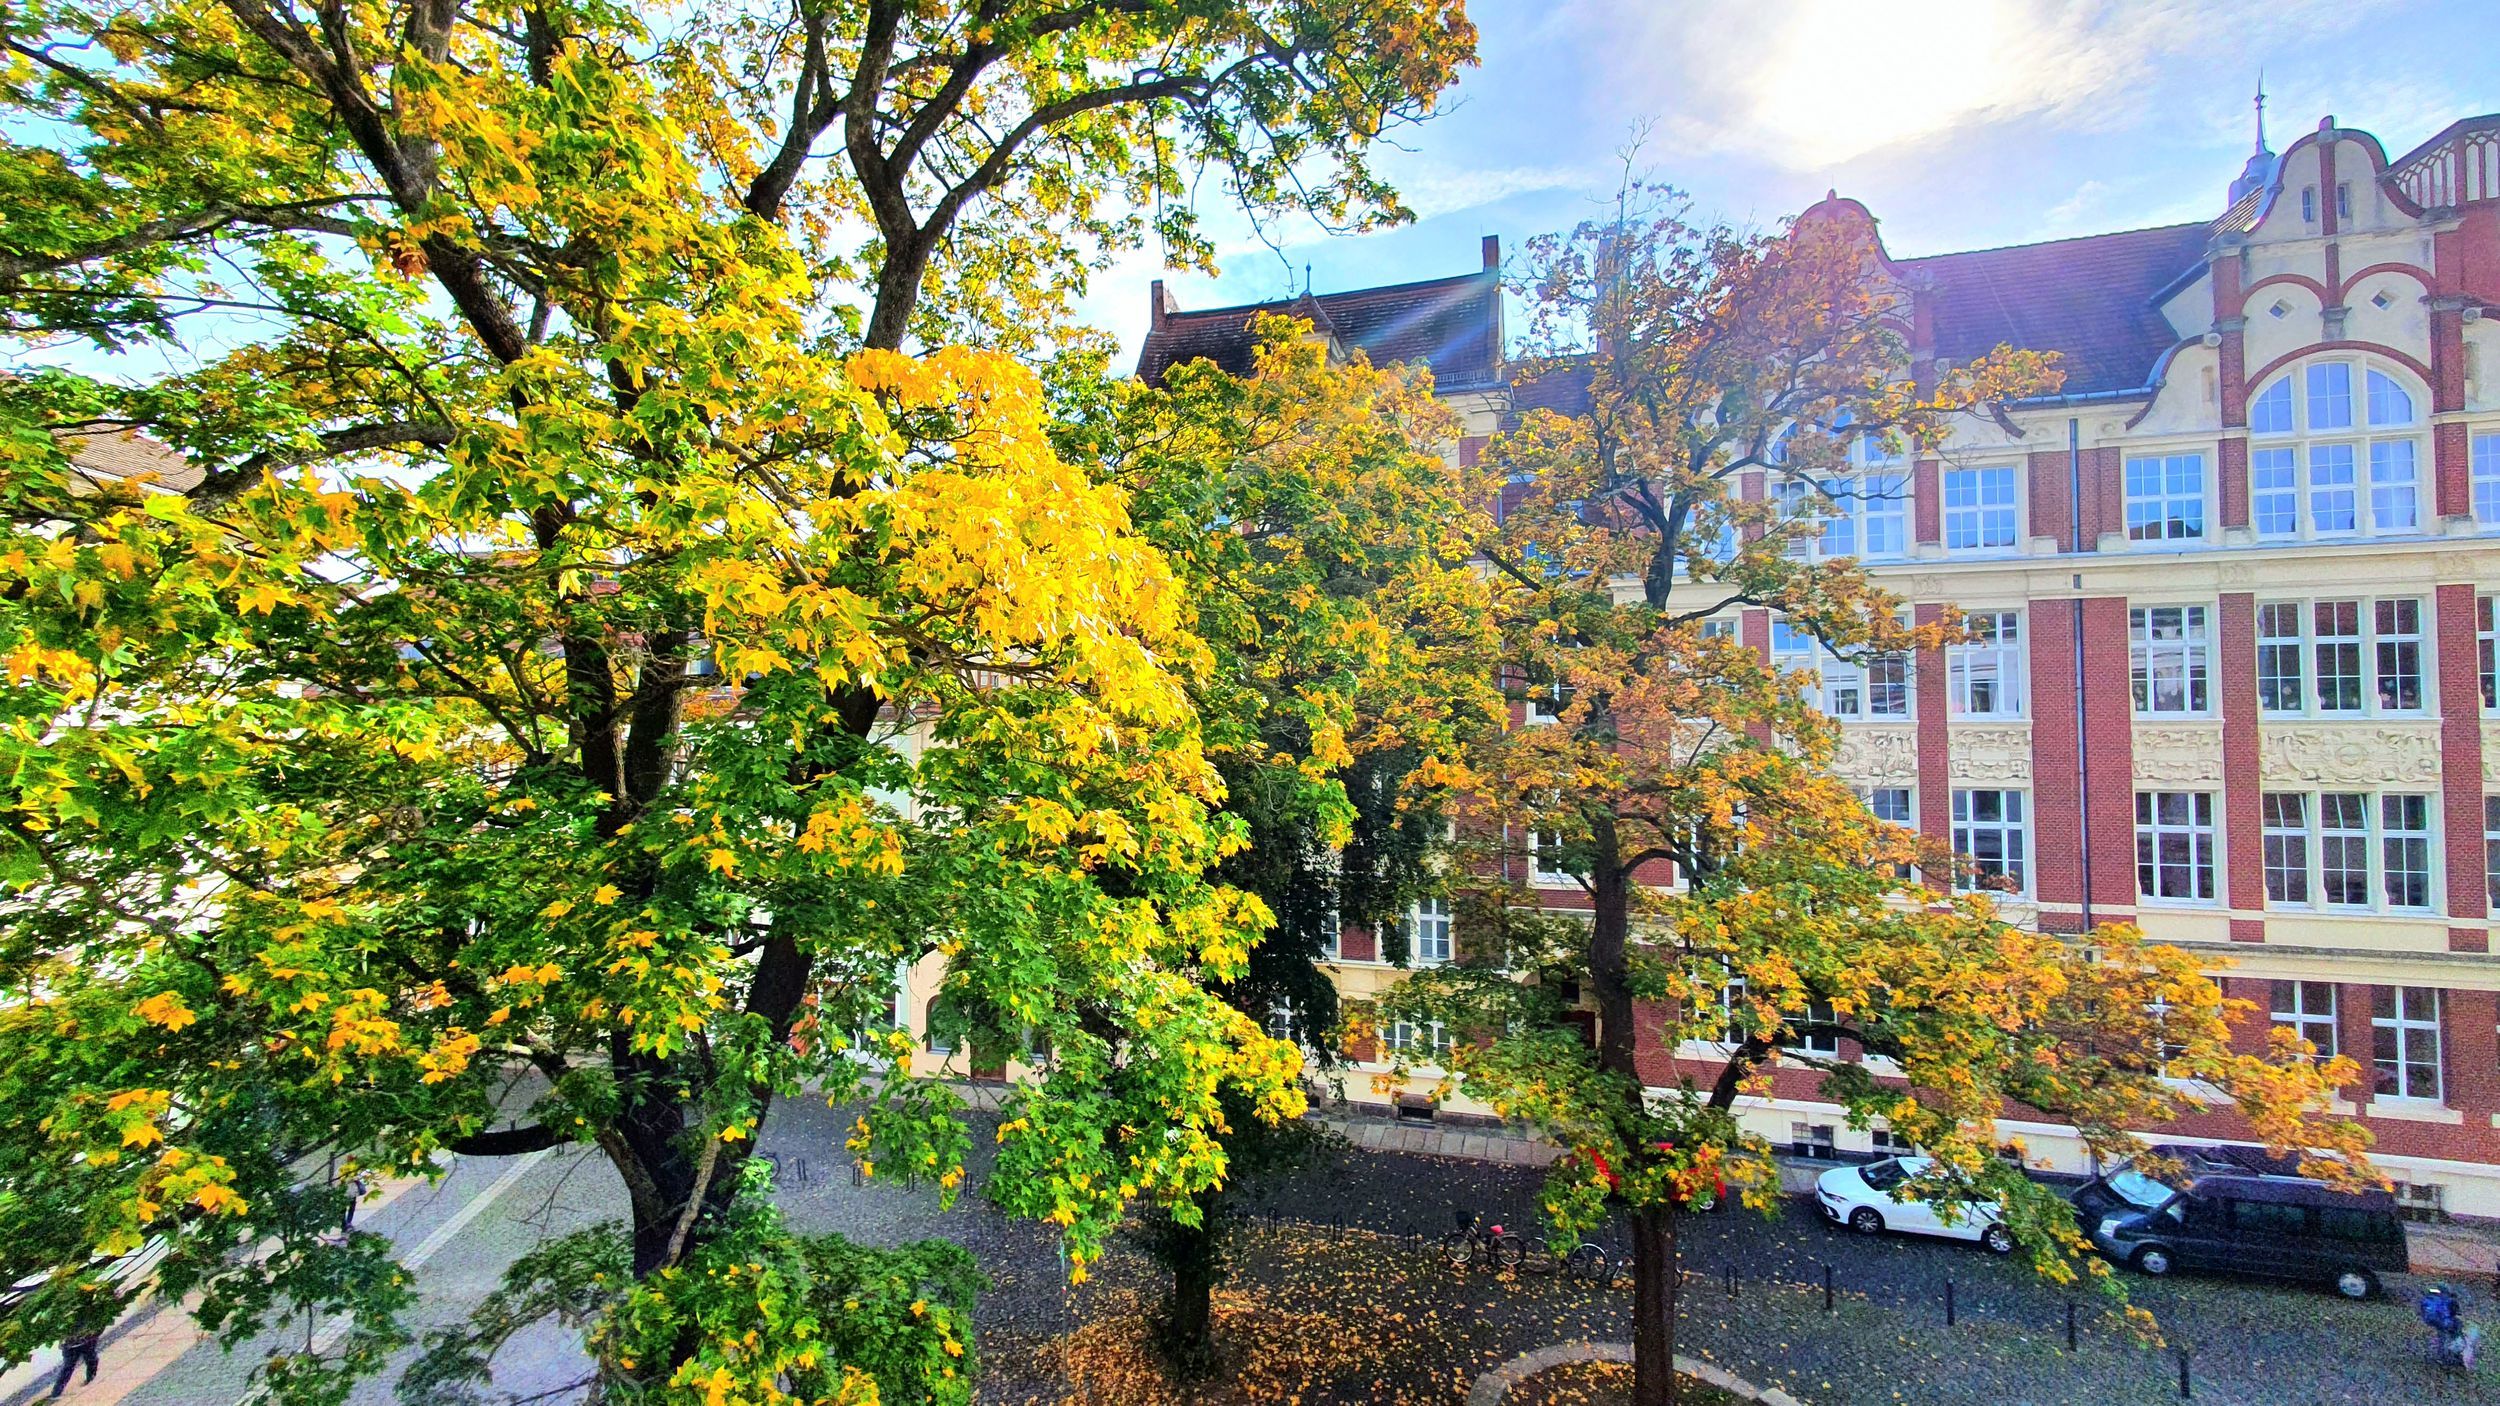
1815 1156 2016 1254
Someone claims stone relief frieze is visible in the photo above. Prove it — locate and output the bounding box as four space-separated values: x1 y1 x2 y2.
1947 726 2032 781
2131 725 2224 784
2259 724 2443 787
1831 726 1918 781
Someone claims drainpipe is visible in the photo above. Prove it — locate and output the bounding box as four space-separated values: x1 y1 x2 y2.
2069 417 2092 932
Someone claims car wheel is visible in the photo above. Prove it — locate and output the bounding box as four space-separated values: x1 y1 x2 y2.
1848 1207 1885 1235
2131 1246 2173 1277
1980 1224 2016 1256
2333 1267 2379 1300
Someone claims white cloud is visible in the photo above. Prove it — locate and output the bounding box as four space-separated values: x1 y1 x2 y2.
1553 0 2403 171
1378 159 1600 219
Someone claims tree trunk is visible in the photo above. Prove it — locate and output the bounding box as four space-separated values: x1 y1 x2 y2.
1631 1203 1679 1406
1159 1193 1223 1379
1587 824 1679 1403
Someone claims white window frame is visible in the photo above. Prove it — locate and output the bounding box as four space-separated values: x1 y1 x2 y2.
1529 828 1574 888
2133 790 2218 904
2370 986 2443 1103
2262 790 2438 914
2479 595 2496 713
1950 788 2028 897
1385 1018 1454 1061
2128 605 2212 717
2473 430 2500 529
1942 464 2020 552
1861 785 1914 827
2253 597 2427 718
2123 452 2208 542
2271 980 2338 1061
2261 792 2311 906
2247 359 2427 541
1775 470 1912 563
2486 795 2500 911
1404 898 1453 966
1773 616 1910 721
1948 609 2025 719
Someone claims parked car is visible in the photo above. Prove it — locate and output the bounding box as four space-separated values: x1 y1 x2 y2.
1816 1156 2016 1254
2077 1145 2407 1299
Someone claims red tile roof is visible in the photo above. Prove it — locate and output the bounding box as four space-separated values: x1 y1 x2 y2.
1137 268 1504 390
1895 222 2213 398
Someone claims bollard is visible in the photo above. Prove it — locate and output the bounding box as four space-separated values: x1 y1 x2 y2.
2065 1300 2077 1352
1823 1263 1834 1313
1944 1280 1955 1327
1724 1263 1737 1298
2177 1349 2191 1399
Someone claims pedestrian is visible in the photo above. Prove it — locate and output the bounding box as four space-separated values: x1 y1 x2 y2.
49 1330 100 1398
340 1174 369 1235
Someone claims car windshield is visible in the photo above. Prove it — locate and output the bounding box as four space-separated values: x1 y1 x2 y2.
2103 1168 2176 1210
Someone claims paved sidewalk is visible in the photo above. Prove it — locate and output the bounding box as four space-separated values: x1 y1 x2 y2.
1310 1110 1565 1166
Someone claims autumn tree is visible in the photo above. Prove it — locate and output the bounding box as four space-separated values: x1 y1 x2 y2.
0 3 1473 1403
1076 321 1502 1372
1378 190 2371 1406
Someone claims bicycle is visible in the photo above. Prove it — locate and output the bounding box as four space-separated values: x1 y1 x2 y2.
1441 1210 1526 1270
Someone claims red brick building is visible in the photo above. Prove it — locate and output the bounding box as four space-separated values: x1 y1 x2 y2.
1134 110 2500 1215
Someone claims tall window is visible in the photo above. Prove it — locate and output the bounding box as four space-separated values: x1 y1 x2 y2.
1319 905 1342 962
2247 360 2426 539
2134 791 2217 902
1784 997 1840 1057
2129 605 2210 715
2261 793 2310 904
2124 453 2206 541
1951 789 2027 895
2255 598 2424 716
1775 473 1910 561
1386 1019 1454 1059
2271 981 2338 1060
2266 791 2435 912
1949 610 2025 718
1862 786 1914 826
2474 431 2500 528
2480 595 2496 711
2485 796 2500 909
1773 617 1909 720
2381 794 2432 909
1404 898 1453 966
1942 465 2019 550
2370 987 2443 1102
1530 829 1573 887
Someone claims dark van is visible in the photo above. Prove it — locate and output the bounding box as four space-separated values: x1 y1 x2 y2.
2077 1144 2407 1299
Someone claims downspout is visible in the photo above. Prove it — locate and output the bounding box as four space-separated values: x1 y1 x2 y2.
2069 416 2092 931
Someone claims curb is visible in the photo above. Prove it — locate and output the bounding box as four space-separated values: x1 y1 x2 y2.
1469 1340 1806 1406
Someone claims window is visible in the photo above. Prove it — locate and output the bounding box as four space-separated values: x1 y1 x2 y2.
1699 617 1737 641
1319 904 1342 962
1404 898 1453 965
2300 185 2318 223
1773 617 1909 720
2271 981 2338 1061
2486 796 2500 909
2473 432 2500 528
2370 987 2442 1102
2320 793 2372 907
1530 829 1573 887
2261 793 2310 905
2256 598 2425 716
1386 1019 1454 1059
2267 791 2435 912
2480 596 2496 710
2381 794 2431 909
1951 789 2027 895
1775 474 1906 561
1784 997 1840 1057
2124 453 2206 541
1863 786 1914 826
2247 360 2426 539
1949 611 2025 718
925 997 957 1055
2129 606 2210 716
1942 465 2019 550
2134 791 2216 902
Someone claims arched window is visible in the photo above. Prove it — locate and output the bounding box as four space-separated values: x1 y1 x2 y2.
924 996 957 1055
2247 358 2425 539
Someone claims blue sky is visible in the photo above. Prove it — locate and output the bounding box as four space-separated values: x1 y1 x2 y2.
1079 0 2498 364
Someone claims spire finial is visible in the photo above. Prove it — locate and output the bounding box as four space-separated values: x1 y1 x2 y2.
2253 72 2269 156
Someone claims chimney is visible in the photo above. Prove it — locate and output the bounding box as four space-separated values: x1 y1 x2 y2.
1149 278 1179 330
1481 234 1501 271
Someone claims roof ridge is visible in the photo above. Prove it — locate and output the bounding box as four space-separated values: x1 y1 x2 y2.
1894 219 2209 266
1162 266 1495 321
